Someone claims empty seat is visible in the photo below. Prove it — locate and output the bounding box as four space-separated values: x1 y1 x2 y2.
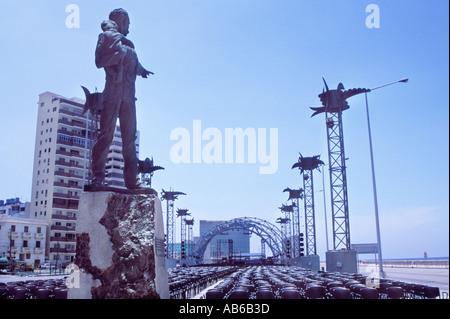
256 290 274 299
349 283 366 297
361 287 379 299
229 287 249 299
344 280 360 288
330 287 351 299
24 284 38 298
386 286 404 299
294 280 308 292
6 284 17 295
0 286 9 299
424 286 440 299
412 284 426 298
305 285 326 299
281 288 301 299
327 281 343 289
13 287 28 299
54 288 68 299
206 289 224 299
378 282 393 295
36 288 52 299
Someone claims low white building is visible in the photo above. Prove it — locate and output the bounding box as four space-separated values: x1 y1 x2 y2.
0 217 48 267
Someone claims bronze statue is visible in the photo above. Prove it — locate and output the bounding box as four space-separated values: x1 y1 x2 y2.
89 8 153 190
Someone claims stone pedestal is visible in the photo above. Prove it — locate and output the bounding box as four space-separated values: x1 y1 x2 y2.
68 191 169 299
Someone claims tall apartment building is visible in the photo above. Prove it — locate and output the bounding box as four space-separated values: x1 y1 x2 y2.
30 91 139 266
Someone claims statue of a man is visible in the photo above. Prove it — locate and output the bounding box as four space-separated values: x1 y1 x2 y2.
91 8 152 190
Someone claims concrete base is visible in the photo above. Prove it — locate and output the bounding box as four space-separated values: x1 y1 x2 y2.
282 256 320 270
68 191 169 299
301 255 321 271
326 249 358 274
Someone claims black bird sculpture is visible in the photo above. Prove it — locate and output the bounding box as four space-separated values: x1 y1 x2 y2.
81 86 103 115
283 187 304 201
292 154 324 174
310 78 370 117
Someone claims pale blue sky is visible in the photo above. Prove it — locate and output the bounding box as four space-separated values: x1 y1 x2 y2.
0 1 448 259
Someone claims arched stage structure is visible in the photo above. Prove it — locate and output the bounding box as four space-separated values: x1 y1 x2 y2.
192 217 287 263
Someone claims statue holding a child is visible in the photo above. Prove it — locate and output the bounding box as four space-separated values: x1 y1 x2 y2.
84 8 153 191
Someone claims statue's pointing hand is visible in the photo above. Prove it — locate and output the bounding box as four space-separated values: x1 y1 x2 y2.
138 64 154 78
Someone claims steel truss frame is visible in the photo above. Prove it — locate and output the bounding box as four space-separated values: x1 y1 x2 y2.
303 172 317 255
325 110 351 250
193 217 286 263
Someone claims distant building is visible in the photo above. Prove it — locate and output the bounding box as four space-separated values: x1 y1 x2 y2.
0 217 47 267
30 91 139 266
0 198 30 218
199 220 250 264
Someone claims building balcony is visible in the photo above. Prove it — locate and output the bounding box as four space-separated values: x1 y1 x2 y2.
54 170 83 180
50 236 76 243
55 149 84 159
55 160 84 170
50 225 76 232
51 214 77 221
52 203 79 210
53 181 82 190
52 197 79 210
58 118 85 129
52 192 80 200
22 232 33 239
49 247 66 253
56 136 91 150
34 248 44 255
49 247 76 254
35 233 45 240
59 108 86 120
21 247 33 253
10 231 19 238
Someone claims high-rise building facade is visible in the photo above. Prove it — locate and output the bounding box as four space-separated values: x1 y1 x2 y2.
30 91 139 266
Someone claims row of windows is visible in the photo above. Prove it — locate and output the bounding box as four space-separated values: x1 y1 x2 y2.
37 168 50 176
39 138 52 145
10 239 42 248
40 127 53 135
37 148 51 158
40 101 57 112
41 117 54 125
37 157 51 167
6 225 42 233
35 192 48 200
52 221 75 228
36 178 49 186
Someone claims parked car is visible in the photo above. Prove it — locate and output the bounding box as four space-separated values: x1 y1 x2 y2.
0 257 9 269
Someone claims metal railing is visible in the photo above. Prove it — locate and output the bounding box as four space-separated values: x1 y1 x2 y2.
360 259 448 269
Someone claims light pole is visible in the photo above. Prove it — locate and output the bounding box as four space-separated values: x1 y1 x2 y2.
365 78 408 278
